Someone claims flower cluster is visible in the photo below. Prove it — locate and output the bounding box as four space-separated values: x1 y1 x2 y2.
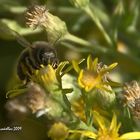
70 112 140 140
6 4 140 140
7 54 140 140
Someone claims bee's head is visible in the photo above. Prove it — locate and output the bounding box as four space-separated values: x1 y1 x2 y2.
33 41 59 69
42 51 59 69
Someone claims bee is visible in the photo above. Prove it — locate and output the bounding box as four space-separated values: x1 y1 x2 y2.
13 31 59 83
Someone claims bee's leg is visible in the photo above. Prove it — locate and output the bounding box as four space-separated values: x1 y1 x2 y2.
26 57 38 70
52 58 59 69
25 57 34 75
30 49 42 69
17 62 26 81
28 50 41 69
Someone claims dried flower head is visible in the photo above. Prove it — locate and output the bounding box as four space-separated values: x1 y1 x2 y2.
24 82 49 115
26 5 48 29
123 81 140 120
25 5 68 43
5 97 29 120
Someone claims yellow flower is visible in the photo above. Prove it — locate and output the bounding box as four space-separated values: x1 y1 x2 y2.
31 64 58 92
72 55 118 92
69 112 140 140
31 61 72 92
48 122 69 140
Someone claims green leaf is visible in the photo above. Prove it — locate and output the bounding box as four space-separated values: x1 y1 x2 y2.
72 60 81 73
92 57 98 71
87 55 92 70
6 88 27 98
56 61 69 81
62 88 73 94
61 65 73 77
100 62 118 75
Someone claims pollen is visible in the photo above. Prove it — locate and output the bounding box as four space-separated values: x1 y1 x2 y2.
79 70 99 91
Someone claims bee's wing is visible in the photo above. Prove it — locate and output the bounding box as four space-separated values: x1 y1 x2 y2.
11 29 32 48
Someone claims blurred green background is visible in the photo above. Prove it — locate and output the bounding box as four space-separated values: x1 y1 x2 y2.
0 0 140 139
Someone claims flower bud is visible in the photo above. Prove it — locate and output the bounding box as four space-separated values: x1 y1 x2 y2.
48 122 69 140
96 85 116 109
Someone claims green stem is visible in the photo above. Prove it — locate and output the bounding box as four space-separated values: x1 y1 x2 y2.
63 33 108 53
84 5 113 47
56 7 81 14
81 90 92 126
63 32 140 73
64 33 91 47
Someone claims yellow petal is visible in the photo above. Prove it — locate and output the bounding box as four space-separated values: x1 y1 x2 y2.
93 111 106 130
87 55 93 70
46 65 56 82
109 113 120 133
92 57 98 71
78 70 85 88
85 85 92 92
69 130 97 139
72 60 81 73
108 62 118 70
100 62 118 75
120 132 140 140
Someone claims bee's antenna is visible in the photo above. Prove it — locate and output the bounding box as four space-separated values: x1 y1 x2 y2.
11 29 33 48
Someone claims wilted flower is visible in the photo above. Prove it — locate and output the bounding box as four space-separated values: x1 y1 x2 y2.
122 81 140 120
24 82 49 115
72 55 118 92
5 82 49 118
69 112 140 140
48 122 69 140
25 5 68 43
5 97 29 120
26 5 47 29
70 0 89 9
